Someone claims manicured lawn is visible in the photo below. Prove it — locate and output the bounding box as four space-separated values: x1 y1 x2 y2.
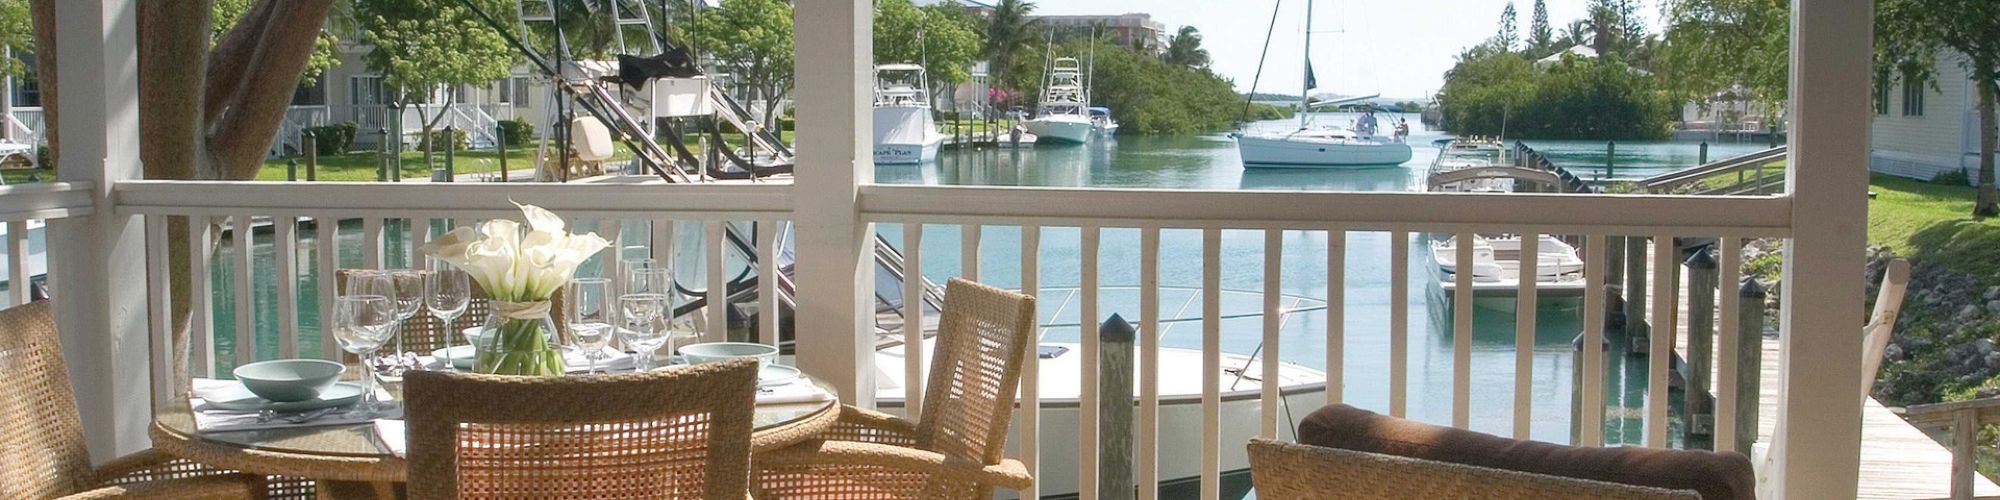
1869 173 2000 280
256 144 639 182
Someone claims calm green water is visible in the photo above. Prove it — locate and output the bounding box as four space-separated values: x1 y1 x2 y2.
212 112 1712 446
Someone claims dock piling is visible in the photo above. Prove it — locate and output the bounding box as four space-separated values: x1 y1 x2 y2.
1623 236 1649 353
1685 248 1719 446
304 132 318 182
376 128 390 182
442 125 456 183
497 124 509 183
1099 314 1137 500
1735 278 1767 455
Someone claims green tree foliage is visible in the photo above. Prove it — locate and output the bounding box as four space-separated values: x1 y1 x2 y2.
1164 26 1210 69
875 0 982 91
1877 0 2000 216
1066 39 1280 134
1528 0 1554 57
1655 0 1788 109
982 0 1041 103
691 0 795 123
1440 51 1674 140
0 0 29 77
1493 3 1520 53
355 0 518 165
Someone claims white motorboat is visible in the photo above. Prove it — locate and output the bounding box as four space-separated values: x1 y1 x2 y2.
1234 0 1412 168
1427 137 1513 193
1431 234 1587 311
871 64 945 165
1089 107 1120 136
867 286 1329 497
1022 57 1094 145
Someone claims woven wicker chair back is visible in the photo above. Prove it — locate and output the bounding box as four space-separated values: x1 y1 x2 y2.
913 278 1038 467
404 359 760 499
0 301 97 498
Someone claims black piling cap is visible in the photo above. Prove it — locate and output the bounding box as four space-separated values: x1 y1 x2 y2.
1100 313 1137 343
1739 277 1766 298
1683 248 1718 270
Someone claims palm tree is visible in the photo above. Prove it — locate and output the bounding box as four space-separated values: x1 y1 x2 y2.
982 0 1040 104
1558 19 1591 50
1164 26 1209 69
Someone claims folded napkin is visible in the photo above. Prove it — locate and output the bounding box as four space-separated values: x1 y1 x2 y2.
373 419 407 458
756 378 834 406
564 346 636 373
189 378 400 433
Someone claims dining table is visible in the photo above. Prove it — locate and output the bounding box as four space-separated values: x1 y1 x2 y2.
149 371 842 498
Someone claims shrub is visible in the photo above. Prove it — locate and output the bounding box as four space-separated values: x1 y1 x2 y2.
418 128 470 151
497 118 535 147
1932 168 1972 186
305 122 358 156
36 144 51 170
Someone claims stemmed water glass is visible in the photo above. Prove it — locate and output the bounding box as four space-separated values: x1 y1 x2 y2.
620 293 670 371
343 271 406 378
332 295 397 416
425 268 471 370
567 278 613 374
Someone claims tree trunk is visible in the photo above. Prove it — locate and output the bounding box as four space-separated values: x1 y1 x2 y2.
32 0 335 393
1977 75 1998 218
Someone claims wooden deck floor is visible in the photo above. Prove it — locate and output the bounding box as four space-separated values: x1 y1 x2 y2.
1643 242 1996 498
1752 336 2000 499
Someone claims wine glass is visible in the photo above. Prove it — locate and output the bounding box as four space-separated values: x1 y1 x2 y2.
343 271 405 378
425 268 472 370
333 295 397 416
567 278 613 374
666 288 703 366
620 293 669 371
385 270 425 374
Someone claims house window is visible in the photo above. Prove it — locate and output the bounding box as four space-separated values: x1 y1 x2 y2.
10 52 39 107
350 76 386 106
1873 79 1890 115
497 77 531 104
1902 77 1926 117
291 79 327 106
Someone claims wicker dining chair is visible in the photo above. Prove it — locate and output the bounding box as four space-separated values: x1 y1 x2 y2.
1246 439 1700 500
754 278 1038 499
403 358 760 499
0 300 288 499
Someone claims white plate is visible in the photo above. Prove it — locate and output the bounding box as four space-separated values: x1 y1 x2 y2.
760 364 802 387
204 382 365 412
431 346 478 369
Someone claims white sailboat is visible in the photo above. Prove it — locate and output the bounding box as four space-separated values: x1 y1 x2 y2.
1021 57 1094 145
871 64 945 164
1235 0 1413 168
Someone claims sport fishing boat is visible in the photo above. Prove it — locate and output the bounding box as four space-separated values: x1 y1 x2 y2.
871 64 945 164
1021 57 1095 145
1234 0 1412 168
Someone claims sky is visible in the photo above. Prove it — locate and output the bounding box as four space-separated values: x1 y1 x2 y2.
1028 0 1661 100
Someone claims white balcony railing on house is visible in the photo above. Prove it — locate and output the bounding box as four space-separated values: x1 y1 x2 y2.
3 178 1804 499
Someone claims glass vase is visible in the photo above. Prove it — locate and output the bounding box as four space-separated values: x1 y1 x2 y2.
474 304 566 376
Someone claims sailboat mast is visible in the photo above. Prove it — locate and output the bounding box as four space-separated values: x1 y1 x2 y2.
1300 0 1313 130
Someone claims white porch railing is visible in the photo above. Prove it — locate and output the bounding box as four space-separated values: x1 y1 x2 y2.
61 179 1804 499
0 182 88 308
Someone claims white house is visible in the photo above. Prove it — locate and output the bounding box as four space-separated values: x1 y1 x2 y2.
1870 49 1985 183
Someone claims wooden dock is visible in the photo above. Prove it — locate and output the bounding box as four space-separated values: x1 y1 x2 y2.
1752 336 2000 499
1641 239 1998 498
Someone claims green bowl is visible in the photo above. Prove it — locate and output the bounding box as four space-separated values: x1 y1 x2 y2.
678 342 779 368
232 359 346 403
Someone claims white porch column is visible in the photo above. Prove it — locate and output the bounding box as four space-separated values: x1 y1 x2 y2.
791 0 875 405
1774 0 1871 497
49 0 149 460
